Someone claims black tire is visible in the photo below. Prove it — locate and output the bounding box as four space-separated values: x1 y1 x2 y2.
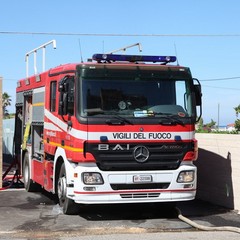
23 153 41 192
57 163 80 215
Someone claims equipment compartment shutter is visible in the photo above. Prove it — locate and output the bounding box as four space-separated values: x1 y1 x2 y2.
32 87 45 123
16 92 24 106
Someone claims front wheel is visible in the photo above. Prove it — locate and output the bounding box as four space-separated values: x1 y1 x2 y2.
57 163 80 215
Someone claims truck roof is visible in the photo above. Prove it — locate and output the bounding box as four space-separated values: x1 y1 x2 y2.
17 54 189 92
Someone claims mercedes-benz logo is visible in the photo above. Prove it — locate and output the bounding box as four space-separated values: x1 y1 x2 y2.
133 145 150 163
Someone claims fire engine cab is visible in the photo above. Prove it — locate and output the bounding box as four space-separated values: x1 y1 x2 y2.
15 45 202 214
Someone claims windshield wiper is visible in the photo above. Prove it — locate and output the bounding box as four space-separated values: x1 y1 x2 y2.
155 113 185 126
84 108 104 116
105 111 133 125
85 109 133 125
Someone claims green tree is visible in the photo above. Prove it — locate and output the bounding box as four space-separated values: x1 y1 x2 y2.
206 119 216 128
234 104 240 131
197 117 204 130
234 104 240 117
2 92 12 117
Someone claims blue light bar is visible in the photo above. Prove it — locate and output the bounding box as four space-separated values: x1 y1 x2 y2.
92 54 177 63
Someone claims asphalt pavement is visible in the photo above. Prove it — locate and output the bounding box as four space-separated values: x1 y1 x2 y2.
0 187 240 239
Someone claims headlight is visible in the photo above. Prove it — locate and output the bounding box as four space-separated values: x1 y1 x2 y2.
177 171 195 183
82 173 104 185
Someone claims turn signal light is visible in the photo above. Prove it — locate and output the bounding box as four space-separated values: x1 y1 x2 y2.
183 139 198 161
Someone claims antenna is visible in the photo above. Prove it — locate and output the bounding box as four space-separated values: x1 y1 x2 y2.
174 43 180 65
78 39 83 63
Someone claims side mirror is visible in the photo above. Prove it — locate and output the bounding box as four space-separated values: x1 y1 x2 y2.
58 76 70 115
58 75 70 92
194 84 202 106
193 78 202 106
193 78 202 122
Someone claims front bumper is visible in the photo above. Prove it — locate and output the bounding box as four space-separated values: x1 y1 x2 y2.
67 163 197 204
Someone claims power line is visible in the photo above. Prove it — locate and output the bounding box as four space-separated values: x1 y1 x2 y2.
201 84 240 91
200 77 240 90
1 31 240 37
200 77 240 81
2 78 18 81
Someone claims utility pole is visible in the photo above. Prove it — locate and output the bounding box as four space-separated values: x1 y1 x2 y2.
0 76 3 188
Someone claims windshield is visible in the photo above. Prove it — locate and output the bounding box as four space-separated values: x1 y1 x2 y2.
80 76 194 118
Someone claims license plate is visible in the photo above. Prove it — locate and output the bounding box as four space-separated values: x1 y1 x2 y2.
133 175 152 183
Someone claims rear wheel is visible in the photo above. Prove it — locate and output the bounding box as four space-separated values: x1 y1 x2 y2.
23 153 41 192
57 163 80 215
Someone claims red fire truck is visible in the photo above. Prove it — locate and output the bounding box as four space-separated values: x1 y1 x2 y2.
15 49 202 214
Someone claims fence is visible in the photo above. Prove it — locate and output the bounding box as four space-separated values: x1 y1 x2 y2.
3 118 15 164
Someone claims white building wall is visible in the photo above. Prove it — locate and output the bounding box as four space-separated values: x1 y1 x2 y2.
195 133 240 212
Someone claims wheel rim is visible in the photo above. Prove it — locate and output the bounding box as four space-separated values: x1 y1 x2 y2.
24 162 29 185
58 176 67 203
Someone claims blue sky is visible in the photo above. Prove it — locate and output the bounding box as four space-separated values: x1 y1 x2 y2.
1 0 240 125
